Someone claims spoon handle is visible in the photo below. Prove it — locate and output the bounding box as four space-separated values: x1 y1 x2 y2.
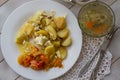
63 0 76 4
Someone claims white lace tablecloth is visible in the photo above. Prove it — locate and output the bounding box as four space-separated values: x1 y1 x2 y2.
56 34 112 80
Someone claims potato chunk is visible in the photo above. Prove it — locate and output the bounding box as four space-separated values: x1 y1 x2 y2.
54 16 66 29
45 45 55 55
18 53 25 65
15 23 34 44
29 11 44 23
62 36 72 47
56 47 67 59
45 25 57 40
57 28 69 38
53 41 60 47
36 30 48 36
50 22 57 29
15 33 28 44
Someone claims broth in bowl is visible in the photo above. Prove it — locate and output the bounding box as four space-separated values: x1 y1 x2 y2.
78 1 115 37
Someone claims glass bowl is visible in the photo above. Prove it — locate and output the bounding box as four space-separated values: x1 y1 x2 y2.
78 1 115 37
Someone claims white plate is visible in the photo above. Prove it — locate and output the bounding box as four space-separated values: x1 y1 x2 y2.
1 0 82 80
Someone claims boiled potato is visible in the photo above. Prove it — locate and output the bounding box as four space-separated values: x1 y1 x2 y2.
17 53 27 65
15 33 28 44
41 18 46 27
23 23 34 36
50 21 57 29
21 42 37 54
36 30 48 36
45 25 57 40
54 16 66 29
18 54 24 65
57 28 69 38
49 53 56 61
29 11 43 23
15 23 34 44
53 41 60 47
45 18 51 25
45 45 55 56
45 45 56 60
58 47 67 59
62 36 72 47
18 53 33 67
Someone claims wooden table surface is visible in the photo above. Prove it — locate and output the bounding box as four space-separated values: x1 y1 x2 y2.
0 0 120 80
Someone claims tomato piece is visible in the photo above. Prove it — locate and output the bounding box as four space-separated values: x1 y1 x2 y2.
22 55 33 67
30 60 40 70
86 21 93 29
52 58 63 68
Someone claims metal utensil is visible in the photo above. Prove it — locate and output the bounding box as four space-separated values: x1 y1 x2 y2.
63 0 76 4
63 0 92 4
89 27 119 80
78 27 119 78
63 0 97 5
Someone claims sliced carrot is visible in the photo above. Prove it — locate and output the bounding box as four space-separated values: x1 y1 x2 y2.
86 21 93 29
93 23 107 34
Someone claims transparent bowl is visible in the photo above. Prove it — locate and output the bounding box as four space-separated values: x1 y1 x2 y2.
78 1 115 37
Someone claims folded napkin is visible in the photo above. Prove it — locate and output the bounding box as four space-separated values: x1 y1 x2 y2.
56 34 112 80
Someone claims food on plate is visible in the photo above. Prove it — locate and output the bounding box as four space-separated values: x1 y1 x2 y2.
53 40 60 47
62 36 72 47
36 30 48 37
54 16 66 29
57 28 69 38
45 25 57 40
15 23 34 44
15 10 72 70
58 47 67 59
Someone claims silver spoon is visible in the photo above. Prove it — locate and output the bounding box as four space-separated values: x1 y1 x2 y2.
63 0 76 4
63 0 96 5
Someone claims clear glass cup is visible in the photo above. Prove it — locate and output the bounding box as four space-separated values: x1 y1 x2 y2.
78 1 115 37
